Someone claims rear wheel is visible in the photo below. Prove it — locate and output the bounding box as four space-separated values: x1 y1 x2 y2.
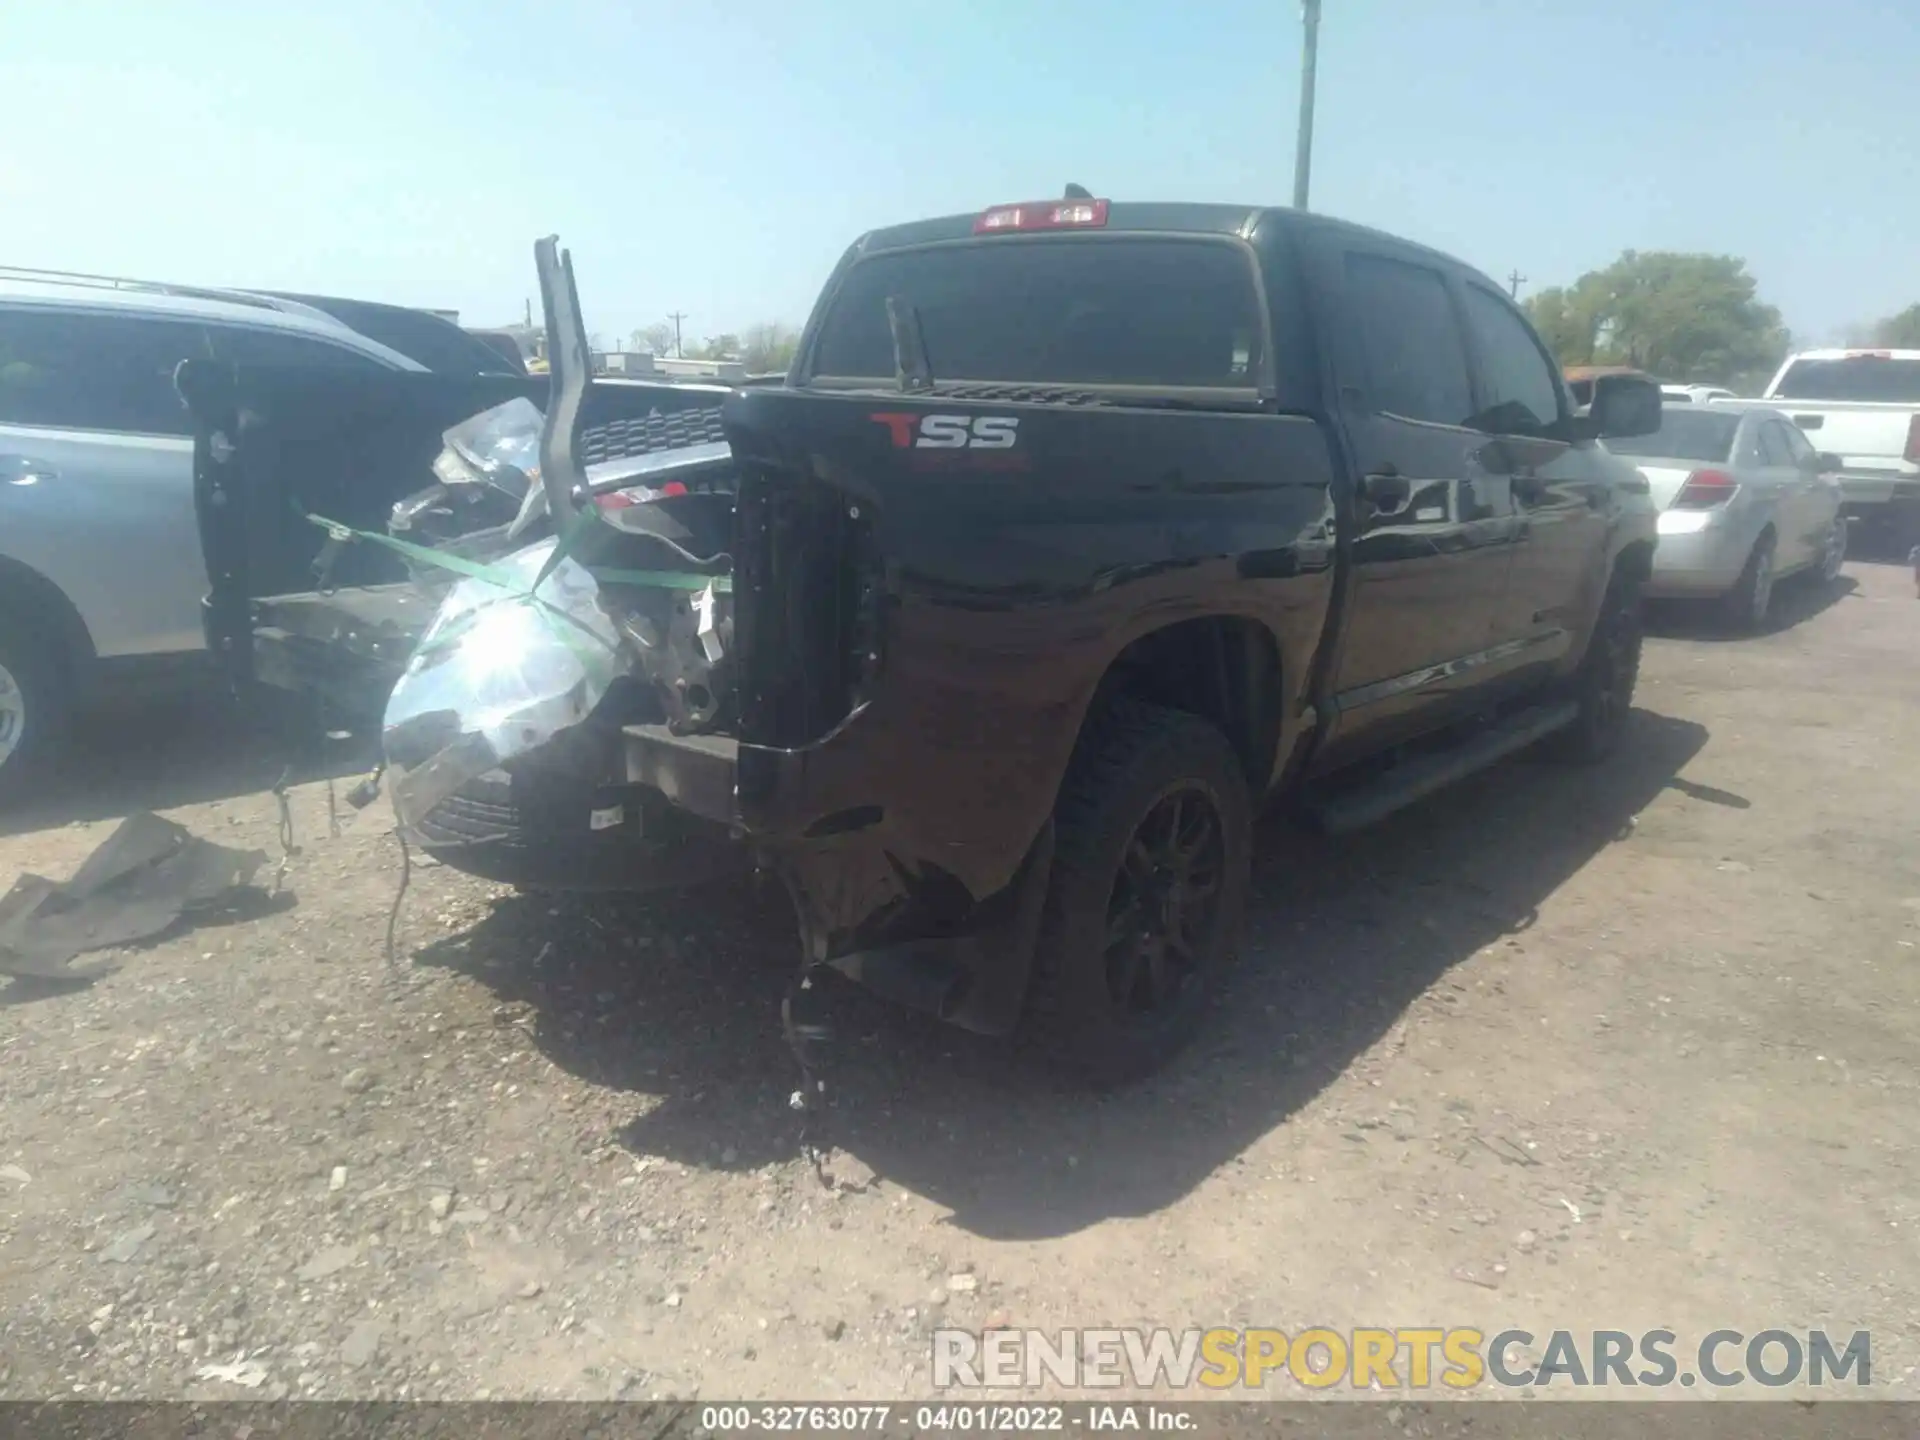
1025 701 1251 1086
1721 532 1776 633
0 619 70 808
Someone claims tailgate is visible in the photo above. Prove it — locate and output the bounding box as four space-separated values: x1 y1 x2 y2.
1765 403 1917 471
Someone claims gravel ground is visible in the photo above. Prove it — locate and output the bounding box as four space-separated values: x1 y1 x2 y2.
2 554 1918 1402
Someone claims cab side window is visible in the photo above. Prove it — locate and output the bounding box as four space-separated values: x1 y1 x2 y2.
0 307 208 435
1342 253 1475 428
1460 285 1562 437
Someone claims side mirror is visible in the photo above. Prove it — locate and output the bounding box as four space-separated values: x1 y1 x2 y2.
1818 451 1843 473
1589 373 1662 440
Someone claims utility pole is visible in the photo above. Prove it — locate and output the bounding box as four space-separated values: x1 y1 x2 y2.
1507 270 1527 300
1292 0 1323 211
668 311 688 359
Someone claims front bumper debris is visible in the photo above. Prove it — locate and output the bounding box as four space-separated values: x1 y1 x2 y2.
381 536 626 844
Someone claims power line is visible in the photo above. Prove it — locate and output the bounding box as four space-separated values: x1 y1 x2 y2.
1507 270 1528 300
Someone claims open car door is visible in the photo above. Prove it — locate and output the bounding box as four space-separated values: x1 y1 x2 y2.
180 319 736 724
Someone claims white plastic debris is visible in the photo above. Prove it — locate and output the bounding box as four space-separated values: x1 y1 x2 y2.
694 580 724 663
197 1358 269 1388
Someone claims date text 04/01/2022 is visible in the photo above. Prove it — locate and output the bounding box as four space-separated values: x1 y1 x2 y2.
697 1405 1199 1432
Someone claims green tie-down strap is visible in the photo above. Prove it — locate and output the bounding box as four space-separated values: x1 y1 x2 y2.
300 508 731 668
304 507 732 594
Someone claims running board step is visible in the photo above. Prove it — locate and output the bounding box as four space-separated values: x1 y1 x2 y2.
1310 700 1578 835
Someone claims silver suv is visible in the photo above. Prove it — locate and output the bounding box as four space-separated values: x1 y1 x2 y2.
0 272 427 801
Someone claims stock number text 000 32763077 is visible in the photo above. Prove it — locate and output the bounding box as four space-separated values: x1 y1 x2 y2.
699 1406 1088 1432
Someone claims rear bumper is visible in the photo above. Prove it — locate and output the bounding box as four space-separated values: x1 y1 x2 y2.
1835 471 1920 510
621 718 1051 1037
623 723 738 828
1642 517 1753 598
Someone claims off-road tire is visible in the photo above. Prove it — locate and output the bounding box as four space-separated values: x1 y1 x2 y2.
1544 567 1643 765
1024 700 1252 1086
0 616 71 808
1722 531 1776 633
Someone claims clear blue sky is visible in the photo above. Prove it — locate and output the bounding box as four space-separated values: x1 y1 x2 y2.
4 0 1914 348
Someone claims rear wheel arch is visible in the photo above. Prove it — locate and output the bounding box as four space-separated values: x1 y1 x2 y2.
1078 614 1286 794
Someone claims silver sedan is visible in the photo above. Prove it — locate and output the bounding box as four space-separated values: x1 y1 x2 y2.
1607 405 1847 629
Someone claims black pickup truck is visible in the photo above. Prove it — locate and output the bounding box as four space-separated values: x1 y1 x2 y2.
190 195 1663 1082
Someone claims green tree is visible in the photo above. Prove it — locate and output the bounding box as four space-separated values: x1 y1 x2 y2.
1524 280 1609 368
740 322 799 374
1869 304 1920 348
1525 251 1787 390
633 322 678 357
693 333 741 361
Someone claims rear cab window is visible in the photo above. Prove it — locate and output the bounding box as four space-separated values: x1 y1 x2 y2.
1772 356 1920 403
806 238 1267 395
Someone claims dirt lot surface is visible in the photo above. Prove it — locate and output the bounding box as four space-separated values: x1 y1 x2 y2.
3 556 1918 1403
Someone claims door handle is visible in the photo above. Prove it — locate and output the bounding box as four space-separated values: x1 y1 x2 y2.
1361 468 1411 513
1 456 58 487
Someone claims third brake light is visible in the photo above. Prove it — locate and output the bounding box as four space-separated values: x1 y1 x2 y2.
973 199 1110 233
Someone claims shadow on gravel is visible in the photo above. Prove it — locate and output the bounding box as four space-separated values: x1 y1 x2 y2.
1844 515 1919 567
1 689 378 841
413 708 1708 1242
1644 573 1856 642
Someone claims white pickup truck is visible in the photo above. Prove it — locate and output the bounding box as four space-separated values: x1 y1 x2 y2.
1725 349 1920 527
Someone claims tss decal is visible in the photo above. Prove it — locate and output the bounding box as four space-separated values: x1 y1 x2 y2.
870 413 1020 450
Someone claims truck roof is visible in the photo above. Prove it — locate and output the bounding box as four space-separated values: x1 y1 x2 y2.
853 201 1496 288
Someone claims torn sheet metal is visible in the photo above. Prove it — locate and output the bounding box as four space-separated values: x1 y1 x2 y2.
0 812 269 982
380 535 624 844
